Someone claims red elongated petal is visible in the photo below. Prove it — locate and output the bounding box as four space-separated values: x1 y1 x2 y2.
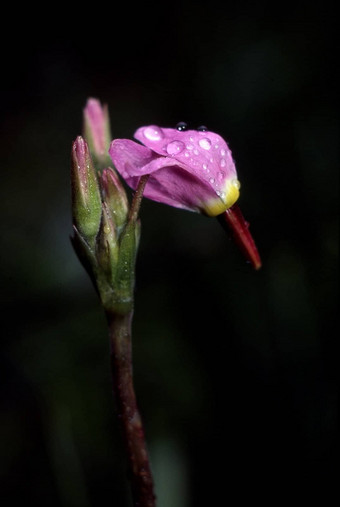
219 204 262 270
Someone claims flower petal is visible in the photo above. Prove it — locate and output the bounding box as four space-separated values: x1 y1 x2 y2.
110 138 240 216
109 139 156 178
127 166 226 214
134 126 238 184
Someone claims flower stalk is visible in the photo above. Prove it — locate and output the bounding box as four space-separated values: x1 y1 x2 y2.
71 100 156 506
106 311 156 507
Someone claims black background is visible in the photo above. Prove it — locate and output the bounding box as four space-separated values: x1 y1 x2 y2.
1 2 338 506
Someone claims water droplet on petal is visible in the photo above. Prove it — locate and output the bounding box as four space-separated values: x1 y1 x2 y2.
209 177 215 184
176 121 188 131
220 148 226 156
184 151 190 157
197 125 208 132
166 140 185 156
218 171 225 181
203 163 208 170
143 126 164 141
220 158 226 168
193 148 199 155
198 138 212 150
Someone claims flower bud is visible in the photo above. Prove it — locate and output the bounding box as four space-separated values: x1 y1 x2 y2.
71 136 102 246
95 201 119 280
100 168 129 231
83 98 112 167
114 221 139 306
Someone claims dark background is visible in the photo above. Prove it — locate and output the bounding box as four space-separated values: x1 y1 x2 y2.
1 2 338 506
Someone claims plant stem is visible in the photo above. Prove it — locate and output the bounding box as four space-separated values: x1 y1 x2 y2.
106 310 156 507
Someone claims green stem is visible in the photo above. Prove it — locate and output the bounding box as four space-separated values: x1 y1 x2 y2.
106 310 156 507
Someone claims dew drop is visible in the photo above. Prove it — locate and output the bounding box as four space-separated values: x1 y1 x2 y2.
193 148 199 155
166 140 185 156
209 177 215 184
202 163 208 170
184 151 190 157
218 171 225 181
197 125 208 131
198 138 212 150
143 126 164 141
220 158 226 168
220 148 226 156
176 121 188 131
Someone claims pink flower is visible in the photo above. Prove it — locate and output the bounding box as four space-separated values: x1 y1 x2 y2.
109 124 261 269
109 125 241 217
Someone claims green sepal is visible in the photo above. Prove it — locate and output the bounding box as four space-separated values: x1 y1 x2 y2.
71 137 102 248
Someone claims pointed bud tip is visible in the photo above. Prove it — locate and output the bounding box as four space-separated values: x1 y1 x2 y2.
83 98 111 162
72 135 88 162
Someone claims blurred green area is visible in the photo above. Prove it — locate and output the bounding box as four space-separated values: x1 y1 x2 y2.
0 2 337 506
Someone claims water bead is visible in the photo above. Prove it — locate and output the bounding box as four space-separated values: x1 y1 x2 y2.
197 125 208 131
176 121 188 131
143 126 164 141
220 158 226 168
198 138 212 150
166 140 185 156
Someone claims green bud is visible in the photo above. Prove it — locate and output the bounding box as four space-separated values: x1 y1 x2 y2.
95 201 119 280
71 136 102 247
100 168 129 231
114 221 139 308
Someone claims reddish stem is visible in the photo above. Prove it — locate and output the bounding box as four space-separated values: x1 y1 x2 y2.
106 311 156 507
220 204 262 270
